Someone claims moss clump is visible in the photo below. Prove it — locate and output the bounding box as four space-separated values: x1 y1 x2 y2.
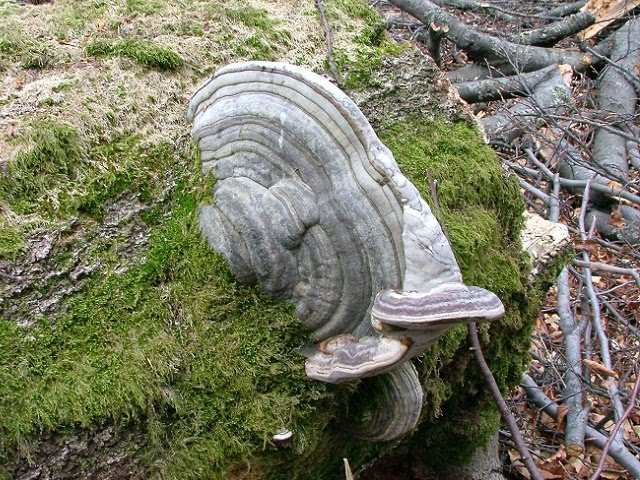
223 5 276 30
0 123 87 215
0 33 56 69
328 0 406 90
0 123 178 220
0 221 25 260
85 38 184 71
215 4 292 61
125 0 167 15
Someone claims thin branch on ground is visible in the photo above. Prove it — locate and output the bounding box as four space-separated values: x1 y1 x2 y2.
468 323 544 480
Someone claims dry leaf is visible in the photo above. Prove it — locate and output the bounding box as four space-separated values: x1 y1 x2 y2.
556 403 569 429
575 240 599 253
609 208 626 228
600 471 623 480
567 454 586 474
583 359 618 378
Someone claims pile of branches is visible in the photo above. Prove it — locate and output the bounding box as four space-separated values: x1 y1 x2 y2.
373 0 640 478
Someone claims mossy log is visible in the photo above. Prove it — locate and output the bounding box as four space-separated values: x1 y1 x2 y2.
1 1 540 479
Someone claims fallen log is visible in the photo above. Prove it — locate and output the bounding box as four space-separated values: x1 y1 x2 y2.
455 64 558 103
590 17 640 186
480 65 572 145
510 10 595 47
389 0 599 74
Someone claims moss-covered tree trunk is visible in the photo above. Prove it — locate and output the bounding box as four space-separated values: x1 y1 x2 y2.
1 1 538 478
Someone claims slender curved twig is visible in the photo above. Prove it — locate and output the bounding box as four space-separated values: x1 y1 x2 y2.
468 323 544 480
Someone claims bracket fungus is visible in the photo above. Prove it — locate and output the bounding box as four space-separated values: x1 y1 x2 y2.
188 61 505 441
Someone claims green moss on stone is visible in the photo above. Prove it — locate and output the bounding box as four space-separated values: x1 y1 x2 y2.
85 38 184 71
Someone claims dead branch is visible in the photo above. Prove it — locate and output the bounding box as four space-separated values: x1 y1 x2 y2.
526 145 640 206
585 205 640 245
388 0 599 73
590 17 640 189
315 0 343 86
431 0 518 22
455 64 559 103
522 373 640 477
578 185 626 445
468 323 544 480
541 1 587 19
572 260 640 288
481 65 572 144
510 10 595 47
557 267 590 456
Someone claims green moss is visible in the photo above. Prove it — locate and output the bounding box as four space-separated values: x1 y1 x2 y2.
328 0 406 90
235 34 278 61
223 5 275 30
0 220 25 260
85 38 184 71
0 93 17 107
0 168 336 478
125 0 166 15
53 0 109 39
0 123 87 215
52 81 75 93
163 19 205 37
0 33 56 69
0 122 179 220
331 0 380 24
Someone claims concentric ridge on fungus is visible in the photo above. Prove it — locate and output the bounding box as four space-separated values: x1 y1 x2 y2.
188 61 505 441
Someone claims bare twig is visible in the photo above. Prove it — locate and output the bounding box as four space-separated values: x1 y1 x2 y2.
591 372 640 480
315 0 343 86
522 374 640 477
525 147 640 206
468 323 544 480
573 260 640 288
578 183 626 444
